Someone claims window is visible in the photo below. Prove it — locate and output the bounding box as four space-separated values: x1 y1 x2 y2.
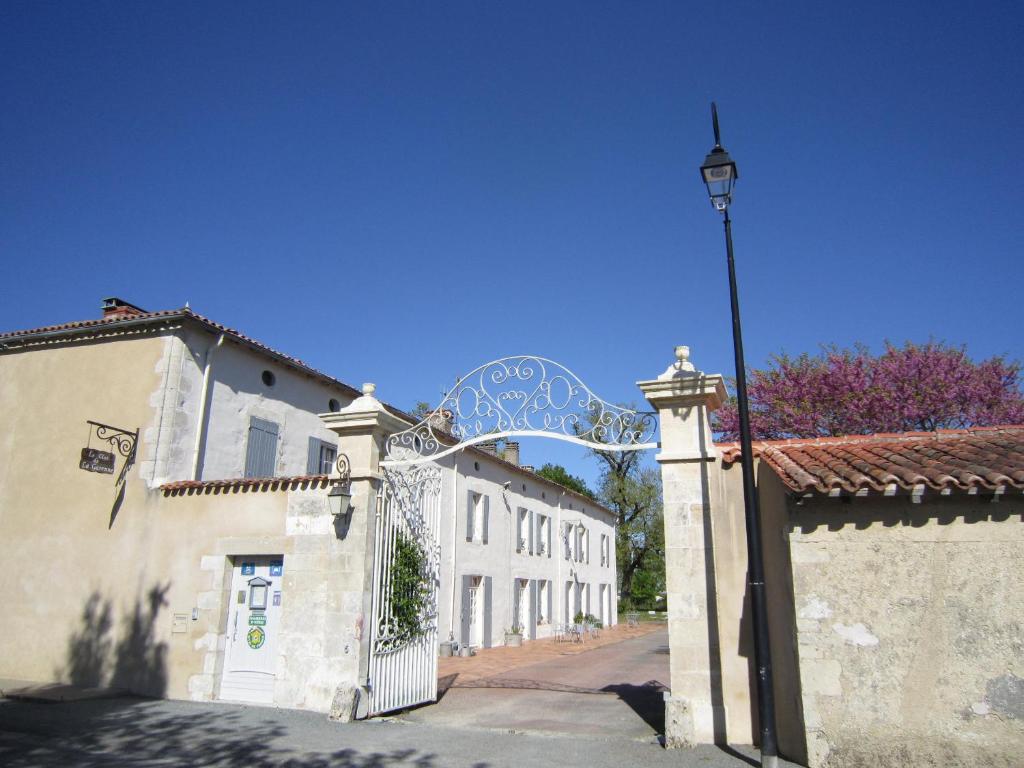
261 370 276 387
244 417 279 478
517 509 528 553
307 437 337 475
328 398 341 412
466 492 489 543
536 515 548 556
563 523 573 560
473 494 485 542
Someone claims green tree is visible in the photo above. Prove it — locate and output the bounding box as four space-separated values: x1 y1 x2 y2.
535 463 596 499
408 401 433 421
578 407 665 606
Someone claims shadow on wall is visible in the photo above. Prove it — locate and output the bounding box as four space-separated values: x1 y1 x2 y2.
63 584 171 697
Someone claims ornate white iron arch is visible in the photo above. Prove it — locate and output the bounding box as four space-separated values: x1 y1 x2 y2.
382 355 658 466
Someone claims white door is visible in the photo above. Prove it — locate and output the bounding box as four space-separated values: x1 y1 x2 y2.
469 577 482 647
219 556 283 704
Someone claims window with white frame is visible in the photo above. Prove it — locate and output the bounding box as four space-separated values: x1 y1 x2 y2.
536 514 547 556
517 509 528 553
563 522 573 560
473 493 485 542
306 437 337 475
467 492 489 544
538 580 549 624
600 533 609 567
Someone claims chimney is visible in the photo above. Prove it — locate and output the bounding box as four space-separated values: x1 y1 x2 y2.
477 440 498 456
101 297 147 320
503 441 520 467
427 408 455 436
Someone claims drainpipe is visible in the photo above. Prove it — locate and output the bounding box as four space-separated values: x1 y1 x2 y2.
190 334 225 480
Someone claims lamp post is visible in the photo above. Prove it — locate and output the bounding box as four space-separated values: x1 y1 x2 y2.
699 103 778 768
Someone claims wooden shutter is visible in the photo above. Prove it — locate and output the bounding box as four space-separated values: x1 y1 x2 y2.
466 491 475 542
546 580 553 625
306 437 320 475
460 575 472 646
245 417 279 478
483 576 493 648
481 495 489 544
528 512 535 555
586 529 591 564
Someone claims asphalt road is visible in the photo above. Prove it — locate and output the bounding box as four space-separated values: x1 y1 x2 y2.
400 627 671 739
0 695 796 768
0 628 798 767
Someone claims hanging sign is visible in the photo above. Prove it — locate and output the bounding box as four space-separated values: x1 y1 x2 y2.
80 447 115 474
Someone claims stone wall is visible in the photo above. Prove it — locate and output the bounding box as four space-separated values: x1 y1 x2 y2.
784 495 1024 767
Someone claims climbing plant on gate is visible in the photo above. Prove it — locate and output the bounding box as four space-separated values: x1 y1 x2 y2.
388 531 430 645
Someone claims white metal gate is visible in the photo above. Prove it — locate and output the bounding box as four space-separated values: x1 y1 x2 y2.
365 355 657 716
365 464 442 716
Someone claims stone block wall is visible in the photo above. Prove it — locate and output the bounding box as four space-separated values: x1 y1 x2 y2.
784 496 1024 768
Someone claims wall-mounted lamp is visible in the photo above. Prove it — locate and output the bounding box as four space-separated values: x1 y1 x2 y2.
327 453 353 521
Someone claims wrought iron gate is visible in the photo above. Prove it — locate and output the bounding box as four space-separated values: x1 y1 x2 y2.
365 464 442 716
365 355 657 716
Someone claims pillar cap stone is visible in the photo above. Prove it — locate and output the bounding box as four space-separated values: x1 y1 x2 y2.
637 347 728 412
321 384 410 436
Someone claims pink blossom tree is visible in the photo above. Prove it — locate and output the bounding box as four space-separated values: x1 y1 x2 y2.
713 342 1024 440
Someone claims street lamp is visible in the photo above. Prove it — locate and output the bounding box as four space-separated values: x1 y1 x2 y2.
699 102 779 768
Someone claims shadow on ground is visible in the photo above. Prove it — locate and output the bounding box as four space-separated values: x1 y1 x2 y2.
0 697 465 768
436 674 669 736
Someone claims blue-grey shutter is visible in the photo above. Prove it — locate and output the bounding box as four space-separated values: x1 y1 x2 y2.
245 417 279 478
466 491 474 542
306 437 319 475
460 575 472 647
483 576 493 648
481 495 489 544
546 580 552 625
528 512 535 555
529 580 537 639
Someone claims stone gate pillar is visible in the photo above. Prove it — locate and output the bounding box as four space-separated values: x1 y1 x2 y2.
638 347 728 748
321 383 409 720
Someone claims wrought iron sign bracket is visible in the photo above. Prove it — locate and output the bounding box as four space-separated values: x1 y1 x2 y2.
85 420 139 485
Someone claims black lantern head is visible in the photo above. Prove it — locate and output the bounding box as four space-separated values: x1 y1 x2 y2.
700 103 738 212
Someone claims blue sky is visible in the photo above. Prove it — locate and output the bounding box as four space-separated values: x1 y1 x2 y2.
2 1 1022 486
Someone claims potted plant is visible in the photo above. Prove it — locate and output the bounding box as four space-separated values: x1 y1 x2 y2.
504 624 524 647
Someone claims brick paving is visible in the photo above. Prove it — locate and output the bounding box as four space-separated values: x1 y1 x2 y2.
438 622 664 687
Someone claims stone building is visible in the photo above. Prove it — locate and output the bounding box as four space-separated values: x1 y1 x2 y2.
0 298 616 711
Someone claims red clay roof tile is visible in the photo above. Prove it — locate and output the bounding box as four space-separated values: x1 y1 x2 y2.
718 426 1024 494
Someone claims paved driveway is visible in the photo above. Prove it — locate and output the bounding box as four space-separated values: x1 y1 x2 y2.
397 626 671 741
